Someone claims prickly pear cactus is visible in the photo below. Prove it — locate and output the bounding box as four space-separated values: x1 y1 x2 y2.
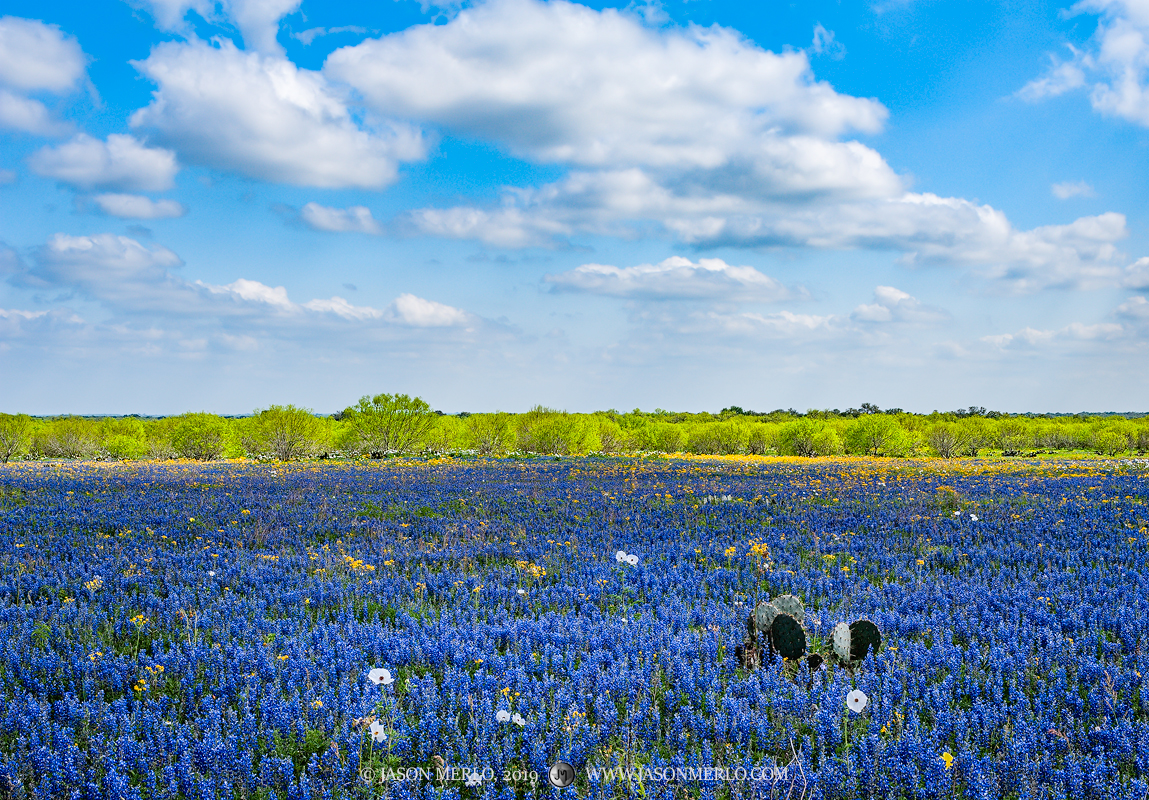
769 613 806 659
773 594 804 624
806 652 824 671
849 619 882 662
831 622 852 662
754 601 779 633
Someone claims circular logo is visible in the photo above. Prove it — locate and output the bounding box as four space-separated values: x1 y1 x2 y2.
548 761 576 789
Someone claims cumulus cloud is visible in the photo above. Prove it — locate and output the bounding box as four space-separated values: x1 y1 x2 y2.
1020 1 1149 127
0 89 69 135
982 320 1125 349
0 17 87 93
300 202 382 234
29 134 178 191
1051 179 1096 199
93 193 186 219
130 39 425 188
130 0 301 55
852 286 949 324
11 232 475 336
0 17 87 135
325 0 889 178
1116 294 1149 319
385 293 471 327
1123 256 1149 287
545 256 793 301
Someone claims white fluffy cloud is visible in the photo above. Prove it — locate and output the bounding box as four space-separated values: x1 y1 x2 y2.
130 0 301 54
0 16 86 93
982 320 1125 349
384 293 472 327
94 193 186 219
852 286 949 324
0 17 87 135
130 39 425 188
1116 294 1149 319
29 134 178 191
545 256 792 301
1020 1 1149 126
326 0 896 207
300 202 382 234
15 232 474 334
0 89 68 135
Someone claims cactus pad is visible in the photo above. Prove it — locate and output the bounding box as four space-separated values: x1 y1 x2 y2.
773 594 805 624
849 619 882 662
831 622 852 662
754 601 779 633
769 613 806 660
806 653 824 671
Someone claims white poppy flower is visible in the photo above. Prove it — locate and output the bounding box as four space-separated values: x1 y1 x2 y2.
496 709 511 723
626 553 639 566
512 713 526 727
953 511 961 516
969 515 978 521
208 571 216 577
846 689 868 713
516 589 526 596
368 668 393 686
368 719 387 743
615 550 627 562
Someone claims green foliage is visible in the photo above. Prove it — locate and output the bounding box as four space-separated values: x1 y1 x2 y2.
32 416 100 459
515 407 601 455
844 414 910 456
241 405 328 461
342 393 435 456
777 419 841 456
170 413 231 460
0 413 32 463
465 412 515 455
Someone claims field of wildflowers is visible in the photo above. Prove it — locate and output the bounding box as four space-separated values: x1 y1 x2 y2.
0 455 1147 799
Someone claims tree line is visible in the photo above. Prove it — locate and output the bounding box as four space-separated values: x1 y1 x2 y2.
0 395 1146 463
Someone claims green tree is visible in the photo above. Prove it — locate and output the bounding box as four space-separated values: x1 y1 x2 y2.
33 416 99 459
170 413 230 460
777 419 841 456
465 412 515 455
342 393 435 456
926 422 969 458
0 414 32 463
844 414 909 456
516 407 601 455
242 405 327 461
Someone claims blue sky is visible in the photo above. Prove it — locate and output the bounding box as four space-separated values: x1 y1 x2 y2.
1 0 1147 414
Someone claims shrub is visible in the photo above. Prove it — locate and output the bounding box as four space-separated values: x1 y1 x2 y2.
465 413 515 455
170 413 231 460
0 414 32 463
32 417 99 459
777 419 841 456
516 407 600 455
342 393 435 456
241 406 327 461
104 434 147 460
844 415 909 456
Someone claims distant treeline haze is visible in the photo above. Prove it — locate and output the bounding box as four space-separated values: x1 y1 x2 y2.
0 395 1146 462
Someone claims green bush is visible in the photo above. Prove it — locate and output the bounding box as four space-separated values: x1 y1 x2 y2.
465 412 515 455
516 407 601 455
844 415 910 456
341 393 435 456
241 406 328 461
777 419 841 456
170 413 231 460
0 413 32 462
104 434 148 459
